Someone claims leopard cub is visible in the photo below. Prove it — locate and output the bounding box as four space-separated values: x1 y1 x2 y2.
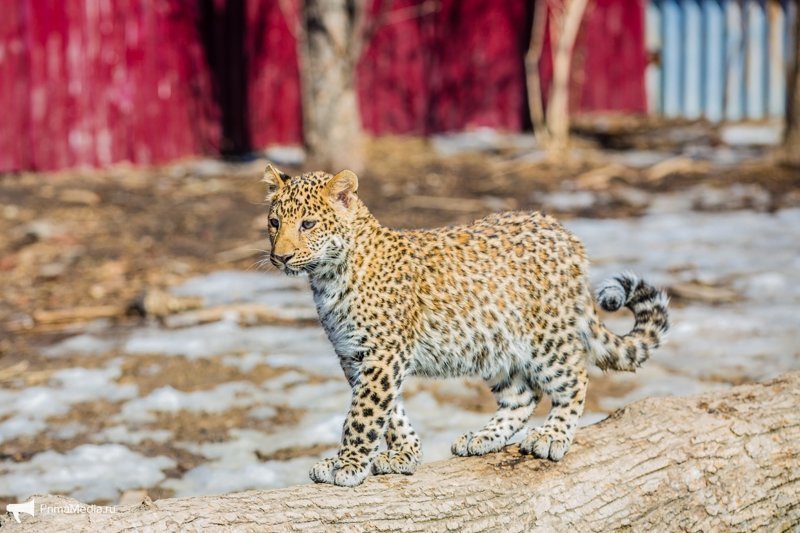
264 165 669 487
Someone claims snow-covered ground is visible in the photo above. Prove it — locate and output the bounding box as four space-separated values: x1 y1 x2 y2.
1 203 798 503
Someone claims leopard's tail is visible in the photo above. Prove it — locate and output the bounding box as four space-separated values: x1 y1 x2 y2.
581 272 670 372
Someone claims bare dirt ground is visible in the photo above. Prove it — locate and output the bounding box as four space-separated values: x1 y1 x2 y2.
1 130 798 503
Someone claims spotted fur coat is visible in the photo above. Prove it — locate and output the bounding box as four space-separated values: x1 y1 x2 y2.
263 166 669 487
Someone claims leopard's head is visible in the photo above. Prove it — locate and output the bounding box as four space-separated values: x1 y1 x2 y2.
263 165 360 276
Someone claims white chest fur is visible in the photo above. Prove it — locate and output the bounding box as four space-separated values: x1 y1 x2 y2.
311 278 364 365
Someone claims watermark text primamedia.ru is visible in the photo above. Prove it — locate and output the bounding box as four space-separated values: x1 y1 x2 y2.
41 503 117 515
6 499 117 523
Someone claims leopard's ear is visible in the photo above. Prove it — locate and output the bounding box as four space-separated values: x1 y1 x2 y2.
262 164 291 201
326 170 359 209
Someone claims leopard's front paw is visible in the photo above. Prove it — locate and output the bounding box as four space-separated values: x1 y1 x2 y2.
333 461 370 487
309 456 339 484
450 431 474 456
371 449 420 475
451 431 507 456
519 427 572 461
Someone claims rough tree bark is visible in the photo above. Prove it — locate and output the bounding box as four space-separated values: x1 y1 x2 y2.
5 372 799 532
781 5 800 167
294 0 367 172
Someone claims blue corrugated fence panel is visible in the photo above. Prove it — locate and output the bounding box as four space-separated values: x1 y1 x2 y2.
662 0 684 117
683 0 704 118
703 0 726 122
725 0 746 121
640 0 794 121
745 0 768 119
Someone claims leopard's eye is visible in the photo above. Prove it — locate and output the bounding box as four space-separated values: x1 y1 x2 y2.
300 219 317 231
269 218 280 230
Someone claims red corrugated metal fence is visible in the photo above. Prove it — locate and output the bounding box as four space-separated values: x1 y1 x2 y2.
0 0 646 172
1 0 219 172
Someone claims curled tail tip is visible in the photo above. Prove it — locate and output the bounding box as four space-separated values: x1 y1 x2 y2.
589 272 670 372
597 272 671 308
596 272 639 312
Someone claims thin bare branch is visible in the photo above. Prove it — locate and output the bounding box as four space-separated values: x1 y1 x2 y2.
350 0 390 64
525 0 550 144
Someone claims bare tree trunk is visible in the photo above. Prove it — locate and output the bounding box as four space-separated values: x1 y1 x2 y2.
546 0 587 153
782 5 800 166
525 0 550 146
525 0 588 159
7 372 800 532
297 0 366 172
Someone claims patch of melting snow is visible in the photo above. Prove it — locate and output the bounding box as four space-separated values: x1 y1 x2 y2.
270 380 350 410
0 413 47 443
171 270 313 310
570 209 800 299
164 456 318 496
221 351 273 372
0 360 137 443
167 418 346 495
659 303 799 381
119 382 273 422
49 422 88 440
262 350 341 375
119 378 350 433
94 425 173 445
180 419 344 463
540 182 775 216
248 405 278 420
0 444 174 503
689 183 771 212
164 380 353 496
734 271 792 300
431 129 535 156
124 320 333 361
720 123 783 146
537 190 597 211
264 145 306 167
42 333 115 358
607 150 672 168
261 370 309 390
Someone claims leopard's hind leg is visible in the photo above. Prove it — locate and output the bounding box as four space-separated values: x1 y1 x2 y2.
451 370 540 457
520 343 588 461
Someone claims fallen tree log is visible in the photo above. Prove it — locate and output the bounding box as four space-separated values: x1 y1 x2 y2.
5 372 800 532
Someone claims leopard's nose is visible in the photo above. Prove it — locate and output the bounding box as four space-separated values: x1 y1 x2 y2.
272 253 294 265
